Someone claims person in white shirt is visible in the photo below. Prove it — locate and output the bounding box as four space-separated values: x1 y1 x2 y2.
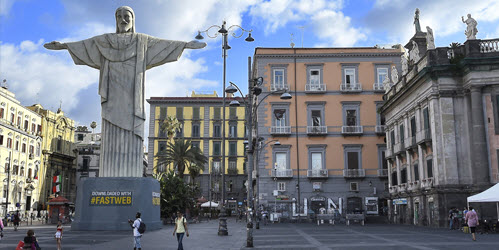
128 212 142 250
173 211 189 250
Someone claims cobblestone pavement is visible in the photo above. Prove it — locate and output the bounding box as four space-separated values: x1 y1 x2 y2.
1 219 498 249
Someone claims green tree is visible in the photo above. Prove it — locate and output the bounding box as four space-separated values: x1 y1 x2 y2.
156 139 207 179
158 170 199 218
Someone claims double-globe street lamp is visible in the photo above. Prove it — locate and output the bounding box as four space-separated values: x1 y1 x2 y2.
226 69 291 247
195 21 254 236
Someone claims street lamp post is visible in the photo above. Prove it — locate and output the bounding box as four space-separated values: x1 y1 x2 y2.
226 61 291 247
196 21 254 237
254 139 279 229
3 152 12 219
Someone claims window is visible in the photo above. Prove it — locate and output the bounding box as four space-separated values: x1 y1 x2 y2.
192 107 200 120
342 102 361 127
37 125 42 133
3 185 6 198
346 110 357 126
159 107 166 119
377 67 388 83
213 107 221 120
228 160 237 174
278 182 286 191
344 68 356 85
378 146 387 170
7 138 12 148
0 108 3 119
410 116 416 137
15 140 19 151
57 136 62 151
77 134 84 141
392 171 398 185
4 163 8 173
413 163 419 181
229 107 237 119
36 143 41 156
24 120 28 130
229 141 237 156
82 158 89 171
192 124 200 138
20 167 24 176
10 113 14 123
376 102 385 126
213 141 221 156
29 145 34 155
350 182 359 191
13 165 18 175
311 152 323 170
275 152 287 170
344 145 362 170
423 107 430 131
213 123 221 137
191 141 200 149
310 70 320 85
347 152 359 169
176 107 183 120
229 124 237 138
390 130 395 147
213 161 221 174
426 158 433 178
273 69 284 89
311 110 322 126
158 141 167 152
399 124 404 144
401 167 407 183
0 135 3 145
17 116 21 126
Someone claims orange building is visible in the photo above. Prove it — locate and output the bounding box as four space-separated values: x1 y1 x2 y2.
253 46 403 220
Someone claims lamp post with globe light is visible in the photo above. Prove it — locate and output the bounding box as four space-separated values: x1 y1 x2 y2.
195 21 254 237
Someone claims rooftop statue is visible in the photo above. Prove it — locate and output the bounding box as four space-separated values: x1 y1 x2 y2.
391 66 399 84
401 54 409 76
462 14 478 40
409 40 421 64
44 6 206 177
426 26 435 50
414 8 422 34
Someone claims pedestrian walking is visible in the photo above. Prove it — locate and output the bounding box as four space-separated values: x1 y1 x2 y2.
448 207 455 230
23 229 40 249
54 220 63 250
173 211 189 250
465 206 479 241
14 211 20 231
0 217 4 240
128 212 143 250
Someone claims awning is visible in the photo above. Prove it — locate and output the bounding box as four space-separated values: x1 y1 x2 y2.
200 201 219 208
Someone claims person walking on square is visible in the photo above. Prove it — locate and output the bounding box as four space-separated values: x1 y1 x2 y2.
24 229 40 249
465 206 479 241
14 211 20 231
54 220 63 250
0 217 4 240
128 212 142 250
448 207 455 230
173 211 189 250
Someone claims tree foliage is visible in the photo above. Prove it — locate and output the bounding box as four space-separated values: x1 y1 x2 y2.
158 170 199 218
155 139 207 179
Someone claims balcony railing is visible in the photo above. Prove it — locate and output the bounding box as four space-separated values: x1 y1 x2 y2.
394 142 404 154
305 84 326 93
389 186 398 194
479 39 499 53
228 167 238 175
416 129 432 144
270 126 291 135
405 136 417 149
341 126 363 134
343 169 365 178
307 169 328 178
307 126 327 135
377 169 388 177
270 84 289 92
373 83 384 92
385 147 394 158
271 169 293 178
398 183 407 193
408 180 420 191
340 83 362 92
375 125 386 134
421 177 434 190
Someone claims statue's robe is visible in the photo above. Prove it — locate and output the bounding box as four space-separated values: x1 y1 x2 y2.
66 33 186 177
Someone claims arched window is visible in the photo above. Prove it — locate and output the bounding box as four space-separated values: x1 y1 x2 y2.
28 168 32 179
20 167 24 177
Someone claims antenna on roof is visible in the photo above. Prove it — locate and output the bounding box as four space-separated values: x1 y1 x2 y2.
2 79 7 89
297 26 305 47
290 33 295 48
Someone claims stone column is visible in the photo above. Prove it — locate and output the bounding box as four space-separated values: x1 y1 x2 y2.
396 155 401 186
470 87 490 185
418 145 425 179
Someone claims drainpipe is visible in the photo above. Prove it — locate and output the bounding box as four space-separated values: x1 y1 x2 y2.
293 48 301 217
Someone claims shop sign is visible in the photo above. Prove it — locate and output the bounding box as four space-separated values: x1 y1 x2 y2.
310 196 326 202
90 191 133 206
312 182 321 190
393 198 408 205
276 195 289 200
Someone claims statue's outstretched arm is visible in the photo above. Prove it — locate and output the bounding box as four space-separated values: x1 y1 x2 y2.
185 40 206 49
44 41 68 50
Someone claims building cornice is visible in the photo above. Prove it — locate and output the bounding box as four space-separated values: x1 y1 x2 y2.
255 52 404 59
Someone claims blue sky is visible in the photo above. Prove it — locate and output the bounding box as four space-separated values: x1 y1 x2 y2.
1 0 499 146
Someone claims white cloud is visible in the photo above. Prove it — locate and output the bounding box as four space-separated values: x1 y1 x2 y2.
0 0 16 16
311 10 367 47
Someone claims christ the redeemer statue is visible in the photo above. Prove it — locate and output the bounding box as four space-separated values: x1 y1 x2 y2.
44 6 205 177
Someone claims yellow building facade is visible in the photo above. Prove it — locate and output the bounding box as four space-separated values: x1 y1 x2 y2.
147 92 248 208
0 87 43 217
27 104 77 207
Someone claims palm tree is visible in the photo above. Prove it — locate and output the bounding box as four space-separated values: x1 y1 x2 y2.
156 139 207 180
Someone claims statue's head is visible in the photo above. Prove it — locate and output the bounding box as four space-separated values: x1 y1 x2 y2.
415 8 420 14
115 6 135 33
467 14 471 18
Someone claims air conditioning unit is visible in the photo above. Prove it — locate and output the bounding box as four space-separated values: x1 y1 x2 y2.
350 182 359 191
320 170 328 176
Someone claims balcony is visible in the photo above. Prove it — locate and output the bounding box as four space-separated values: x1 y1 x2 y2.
421 177 434 190
343 169 365 178
377 169 388 177
270 84 289 92
228 167 238 175
341 126 363 135
405 136 417 150
340 83 362 92
394 142 404 154
270 126 291 135
305 84 326 93
271 169 293 178
385 147 394 159
389 186 398 194
307 169 328 178
398 183 407 193
407 180 421 192
307 126 327 135
416 129 432 145
375 125 386 135
373 83 385 92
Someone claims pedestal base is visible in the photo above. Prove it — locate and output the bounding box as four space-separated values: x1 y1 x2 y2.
71 177 161 231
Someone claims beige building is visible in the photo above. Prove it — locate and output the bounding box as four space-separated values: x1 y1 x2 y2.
253 47 403 219
0 87 43 217
27 104 77 206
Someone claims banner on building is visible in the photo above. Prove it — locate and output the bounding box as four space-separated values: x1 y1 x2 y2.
52 184 60 193
89 191 133 206
152 192 160 206
53 175 61 183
